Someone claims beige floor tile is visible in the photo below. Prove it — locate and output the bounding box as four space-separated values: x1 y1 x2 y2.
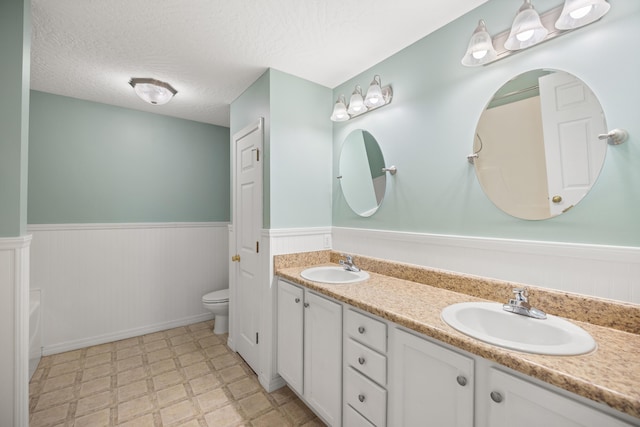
165 326 188 337
146 348 173 364
170 334 194 346
227 377 260 400
117 345 143 360
182 361 211 380
238 392 272 418
198 336 220 349
156 383 188 407
178 351 205 367
176 419 201 427
150 358 177 376
116 337 141 350
190 328 214 340
218 365 246 384
75 389 113 417
188 321 212 331
117 412 155 427
34 386 75 411
82 362 114 382
117 379 149 402
84 351 113 368
211 353 238 370
118 355 144 372
48 359 82 378
270 386 296 406
142 330 166 344
173 342 198 356
86 342 114 357
41 371 77 393
30 402 70 427
301 418 327 426
152 370 184 391
73 407 112 426
282 399 316 424
144 338 168 353
189 373 221 395
159 399 197 425
195 387 229 413
117 366 148 387
50 349 83 365
204 344 228 358
79 376 112 397
251 409 289 427
203 403 243 427
117 395 154 423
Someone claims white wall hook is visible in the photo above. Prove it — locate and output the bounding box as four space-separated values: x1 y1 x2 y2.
382 166 397 175
598 129 629 145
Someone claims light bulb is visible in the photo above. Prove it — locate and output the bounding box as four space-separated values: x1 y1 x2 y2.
570 5 592 19
472 50 488 60
516 29 535 41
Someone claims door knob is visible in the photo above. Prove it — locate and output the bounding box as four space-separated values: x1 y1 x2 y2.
231 254 240 262
552 195 562 204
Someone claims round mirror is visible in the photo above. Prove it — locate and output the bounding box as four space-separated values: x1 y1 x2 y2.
472 69 607 220
339 129 386 217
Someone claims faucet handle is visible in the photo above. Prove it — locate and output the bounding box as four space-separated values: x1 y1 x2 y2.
340 253 353 262
512 288 529 302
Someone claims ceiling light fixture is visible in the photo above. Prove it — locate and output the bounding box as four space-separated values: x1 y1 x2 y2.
330 75 393 122
461 0 610 67
129 78 177 105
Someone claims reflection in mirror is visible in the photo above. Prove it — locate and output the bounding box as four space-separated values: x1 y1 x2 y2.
339 130 386 217
473 69 607 220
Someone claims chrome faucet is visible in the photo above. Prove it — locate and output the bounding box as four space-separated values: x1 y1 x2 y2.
339 254 361 272
503 288 546 319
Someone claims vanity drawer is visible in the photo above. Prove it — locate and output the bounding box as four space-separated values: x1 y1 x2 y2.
345 404 376 427
346 309 387 353
346 338 386 386
345 367 387 427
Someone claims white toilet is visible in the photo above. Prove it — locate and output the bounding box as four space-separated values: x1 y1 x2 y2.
202 288 229 334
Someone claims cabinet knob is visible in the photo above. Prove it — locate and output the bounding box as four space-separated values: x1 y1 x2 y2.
456 375 467 386
294 298 300 303
358 326 366 334
303 302 310 308
490 391 503 403
358 357 365 365
358 394 366 403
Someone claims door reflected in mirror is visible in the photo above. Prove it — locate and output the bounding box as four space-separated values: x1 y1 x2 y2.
339 129 386 217
473 69 607 220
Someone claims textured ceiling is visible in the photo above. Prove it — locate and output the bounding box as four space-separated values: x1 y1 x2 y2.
31 0 487 127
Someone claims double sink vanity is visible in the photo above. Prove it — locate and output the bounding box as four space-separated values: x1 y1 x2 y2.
274 250 640 427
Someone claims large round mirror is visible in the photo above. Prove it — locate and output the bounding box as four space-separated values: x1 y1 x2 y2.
339 129 386 217
472 69 607 220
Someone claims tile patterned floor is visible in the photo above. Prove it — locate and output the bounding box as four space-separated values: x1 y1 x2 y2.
29 320 325 426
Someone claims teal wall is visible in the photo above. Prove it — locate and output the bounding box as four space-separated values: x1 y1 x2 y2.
0 0 30 237
332 0 640 247
28 91 230 224
230 69 332 229
270 69 332 228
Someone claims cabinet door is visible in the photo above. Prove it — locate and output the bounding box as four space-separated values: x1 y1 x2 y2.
277 280 304 395
389 328 474 427
485 368 635 427
304 291 343 426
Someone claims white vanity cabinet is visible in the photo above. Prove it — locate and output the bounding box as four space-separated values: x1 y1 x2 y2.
388 327 474 427
276 279 343 426
482 368 636 427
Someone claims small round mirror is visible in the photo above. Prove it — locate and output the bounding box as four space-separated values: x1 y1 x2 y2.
339 130 386 217
473 69 607 220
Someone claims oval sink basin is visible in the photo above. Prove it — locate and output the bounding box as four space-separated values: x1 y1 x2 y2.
300 266 369 284
441 302 596 355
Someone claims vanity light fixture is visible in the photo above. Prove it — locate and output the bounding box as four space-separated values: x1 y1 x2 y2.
461 20 498 66
461 0 611 67
129 78 177 105
330 75 393 122
504 0 548 50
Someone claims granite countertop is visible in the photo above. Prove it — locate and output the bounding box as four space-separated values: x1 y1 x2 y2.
275 253 640 421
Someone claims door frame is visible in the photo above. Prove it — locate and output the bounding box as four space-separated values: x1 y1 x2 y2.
229 118 264 356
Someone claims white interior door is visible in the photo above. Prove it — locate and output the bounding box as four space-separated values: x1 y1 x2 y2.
539 72 607 216
232 119 263 374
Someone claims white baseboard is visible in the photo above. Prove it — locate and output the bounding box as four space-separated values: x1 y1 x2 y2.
43 313 214 356
259 373 286 393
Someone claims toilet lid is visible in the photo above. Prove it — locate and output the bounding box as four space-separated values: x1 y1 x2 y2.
202 289 229 303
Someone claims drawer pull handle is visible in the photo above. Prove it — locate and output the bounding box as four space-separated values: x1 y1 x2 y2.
303 302 310 308
294 298 300 303
358 394 366 403
456 375 467 386
490 391 503 403
358 326 366 334
358 357 365 365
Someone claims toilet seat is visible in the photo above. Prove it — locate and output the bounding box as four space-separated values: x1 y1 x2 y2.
202 289 229 304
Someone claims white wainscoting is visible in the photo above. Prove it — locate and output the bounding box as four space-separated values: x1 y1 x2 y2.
28 223 229 355
333 227 640 304
0 235 31 427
